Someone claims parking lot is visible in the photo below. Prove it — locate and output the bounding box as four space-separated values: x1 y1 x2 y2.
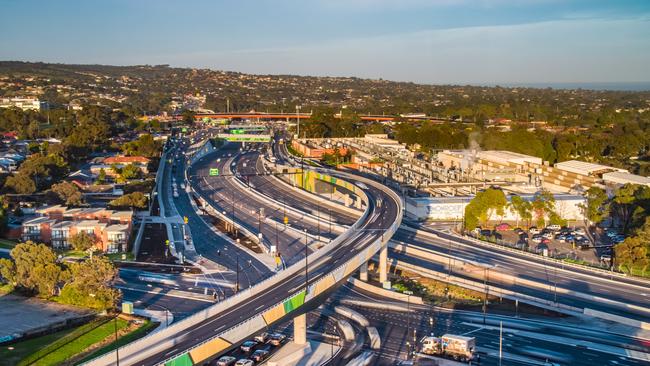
470 224 613 266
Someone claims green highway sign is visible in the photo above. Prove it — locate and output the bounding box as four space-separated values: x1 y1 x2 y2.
209 168 219 176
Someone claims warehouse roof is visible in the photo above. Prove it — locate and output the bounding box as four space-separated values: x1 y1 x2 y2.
477 150 542 166
554 160 626 176
602 171 650 186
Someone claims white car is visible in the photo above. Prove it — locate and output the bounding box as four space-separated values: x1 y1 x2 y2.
234 360 253 366
529 227 540 234
547 225 561 231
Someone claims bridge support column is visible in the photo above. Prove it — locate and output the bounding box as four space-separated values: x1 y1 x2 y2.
344 194 351 207
293 313 307 345
356 196 363 209
379 243 388 284
359 261 368 281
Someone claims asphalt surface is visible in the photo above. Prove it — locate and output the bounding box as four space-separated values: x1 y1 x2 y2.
129 143 401 365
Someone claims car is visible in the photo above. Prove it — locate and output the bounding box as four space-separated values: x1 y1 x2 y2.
600 254 612 262
542 232 553 239
531 235 543 243
254 332 269 343
529 227 540 234
606 231 619 238
471 227 481 235
513 227 524 233
555 234 566 242
547 224 561 231
251 349 270 362
240 340 258 353
574 227 586 235
269 333 286 346
613 234 626 242
495 223 511 231
565 234 575 242
515 240 529 250
536 243 549 253
541 238 551 244
234 360 254 366
519 232 529 239
480 229 492 237
216 356 237 366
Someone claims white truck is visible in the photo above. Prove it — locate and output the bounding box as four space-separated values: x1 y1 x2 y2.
420 334 475 362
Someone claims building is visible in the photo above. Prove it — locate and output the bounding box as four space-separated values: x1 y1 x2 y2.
291 139 349 159
406 193 586 222
0 97 46 111
602 171 650 187
101 155 151 174
22 206 134 252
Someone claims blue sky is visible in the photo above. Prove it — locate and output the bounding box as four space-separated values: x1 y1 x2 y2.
1 0 649 84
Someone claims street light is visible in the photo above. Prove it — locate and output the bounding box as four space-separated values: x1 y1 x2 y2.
296 105 302 138
304 228 309 291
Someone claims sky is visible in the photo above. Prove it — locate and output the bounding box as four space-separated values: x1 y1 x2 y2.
1 0 650 85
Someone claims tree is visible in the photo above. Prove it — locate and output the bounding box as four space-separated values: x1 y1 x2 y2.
614 218 650 275
49 181 83 206
4 172 37 194
122 133 162 158
109 192 147 209
510 195 532 228
70 231 97 251
531 190 556 227
120 164 142 180
59 256 120 310
582 187 609 224
97 168 107 184
0 241 64 296
464 188 508 229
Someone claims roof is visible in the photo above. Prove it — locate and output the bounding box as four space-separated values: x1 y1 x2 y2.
75 220 107 229
478 150 542 166
104 156 150 164
110 211 134 220
23 216 57 225
105 224 129 232
51 221 74 229
554 160 626 176
602 171 650 186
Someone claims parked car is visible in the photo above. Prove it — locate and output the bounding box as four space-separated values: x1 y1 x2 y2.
574 227 586 235
536 243 549 253
269 333 286 346
519 232 529 239
606 231 619 238
251 349 270 362
235 360 254 366
600 254 612 262
531 235 543 243
495 223 511 231
480 229 492 237
542 232 554 239
216 356 237 366
240 340 258 353
515 240 529 250
529 227 540 234
547 224 561 231
254 332 269 343
513 227 524 233
555 234 566 242
541 238 551 245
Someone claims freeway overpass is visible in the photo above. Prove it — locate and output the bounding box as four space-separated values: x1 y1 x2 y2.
85 145 403 365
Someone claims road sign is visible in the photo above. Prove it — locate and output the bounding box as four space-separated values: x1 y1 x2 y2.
165 239 170 246
209 168 219 176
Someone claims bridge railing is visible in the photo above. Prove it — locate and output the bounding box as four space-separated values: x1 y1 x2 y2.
82 152 387 366
154 175 402 366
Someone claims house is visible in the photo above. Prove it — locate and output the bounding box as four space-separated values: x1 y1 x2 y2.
102 156 151 174
21 216 57 243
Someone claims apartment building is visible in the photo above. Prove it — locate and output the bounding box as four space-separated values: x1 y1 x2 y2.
0 97 46 111
22 206 133 253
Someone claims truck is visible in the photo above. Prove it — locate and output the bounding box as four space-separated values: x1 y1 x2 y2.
420 334 475 362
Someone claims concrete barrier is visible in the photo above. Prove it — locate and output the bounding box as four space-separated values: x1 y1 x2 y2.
366 327 381 350
336 319 355 342
584 308 650 331
334 306 370 328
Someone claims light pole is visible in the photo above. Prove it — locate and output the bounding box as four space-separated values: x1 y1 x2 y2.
114 314 120 366
304 228 309 291
296 105 301 138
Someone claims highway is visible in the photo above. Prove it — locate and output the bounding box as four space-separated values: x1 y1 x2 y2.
87 137 402 366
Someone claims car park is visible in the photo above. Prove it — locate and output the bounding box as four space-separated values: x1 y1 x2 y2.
240 340 258 353
216 356 237 366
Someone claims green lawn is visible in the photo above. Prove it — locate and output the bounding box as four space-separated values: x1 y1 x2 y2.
0 326 78 366
105 252 135 261
76 319 157 364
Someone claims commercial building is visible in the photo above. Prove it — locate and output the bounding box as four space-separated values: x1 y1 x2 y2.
0 97 46 111
601 171 650 187
406 193 586 222
291 139 349 159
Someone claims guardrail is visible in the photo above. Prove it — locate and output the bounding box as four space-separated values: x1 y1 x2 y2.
84 149 402 366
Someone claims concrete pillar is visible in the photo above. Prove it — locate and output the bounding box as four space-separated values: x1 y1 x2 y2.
344 194 351 207
379 243 388 284
359 261 368 281
356 196 362 209
293 313 307 345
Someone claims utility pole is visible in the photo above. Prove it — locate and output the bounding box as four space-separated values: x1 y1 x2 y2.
236 253 240 293
114 315 120 366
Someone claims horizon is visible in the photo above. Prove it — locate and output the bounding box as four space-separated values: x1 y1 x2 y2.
1 0 649 86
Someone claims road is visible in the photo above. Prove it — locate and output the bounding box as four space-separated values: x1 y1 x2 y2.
99 141 401 366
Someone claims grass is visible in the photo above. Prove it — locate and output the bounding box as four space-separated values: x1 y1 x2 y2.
76 319 157 364
19 317 128 366
0 327 78 366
